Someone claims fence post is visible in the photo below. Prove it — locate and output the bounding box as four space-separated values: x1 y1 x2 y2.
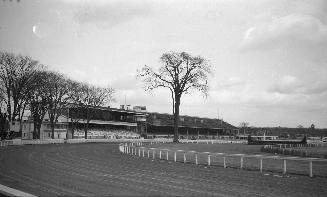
147 149 150 158
138 149 141 157
167 151 169 161
240 157 243 169
208 153 211 166
159 150 162 159
152 149 155 159
223 157 226 168
260 158 263 173
309 160 313 177
174 152 177 162
195 153 198 166
283 159 287 175
183 152 186 163
142 149 145 157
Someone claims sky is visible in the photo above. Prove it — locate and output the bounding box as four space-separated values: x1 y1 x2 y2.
0 0 326 128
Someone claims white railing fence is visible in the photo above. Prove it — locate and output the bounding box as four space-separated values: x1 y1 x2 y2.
119 143 327 178
179 139 247 144
262 143 326 158
0 138 173 147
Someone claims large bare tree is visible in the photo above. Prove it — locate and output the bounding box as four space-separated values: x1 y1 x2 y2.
46 71 70 139
78 83 115 139
0 52 39 119
66 80 85 139
137 51 212 142
27 71 51 139
0 51 40 136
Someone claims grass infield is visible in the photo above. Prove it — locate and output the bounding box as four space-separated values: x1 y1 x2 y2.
146 143 327 177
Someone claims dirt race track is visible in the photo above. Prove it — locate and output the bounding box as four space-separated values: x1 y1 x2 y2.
0 143 327 197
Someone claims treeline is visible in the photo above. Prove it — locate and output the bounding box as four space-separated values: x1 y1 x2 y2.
0 51 115 139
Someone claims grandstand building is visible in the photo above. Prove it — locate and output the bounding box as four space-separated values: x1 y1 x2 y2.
141 112 239 139
12 105 145 140
65 105 145 139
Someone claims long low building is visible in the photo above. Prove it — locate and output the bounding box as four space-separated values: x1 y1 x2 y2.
140 112 239 139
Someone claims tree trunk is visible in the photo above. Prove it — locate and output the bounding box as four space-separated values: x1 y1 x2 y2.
71 128 74 139
37 126 41 139
33 121 37 139
84 121 88 139
51 123 55 139
6 87 11 121
173 95 180 143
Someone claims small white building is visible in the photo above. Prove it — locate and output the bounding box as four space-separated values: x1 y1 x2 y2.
10 115 69 140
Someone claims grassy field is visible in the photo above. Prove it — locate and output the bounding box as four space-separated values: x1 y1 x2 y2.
0 143 327 196
145 143 327 177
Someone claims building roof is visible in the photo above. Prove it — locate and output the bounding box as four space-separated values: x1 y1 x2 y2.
66 104 145 116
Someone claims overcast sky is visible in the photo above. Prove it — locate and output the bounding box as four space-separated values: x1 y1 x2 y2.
1 0 326 128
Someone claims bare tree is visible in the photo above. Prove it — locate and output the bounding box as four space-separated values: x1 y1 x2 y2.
28 71 51 139
239 122 249 135
46 71 70 139
137 51 212 142
66 80 85 139
78 83 115 139
0 51 40 135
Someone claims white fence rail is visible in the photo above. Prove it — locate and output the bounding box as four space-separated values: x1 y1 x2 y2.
119 143 327 178
179 139 247 144
0 138 173 147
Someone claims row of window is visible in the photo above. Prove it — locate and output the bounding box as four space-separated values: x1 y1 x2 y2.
152 114 205 123
180 117 204 123
45 124 68 129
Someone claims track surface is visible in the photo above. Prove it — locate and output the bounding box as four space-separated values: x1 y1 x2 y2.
0 143 326 196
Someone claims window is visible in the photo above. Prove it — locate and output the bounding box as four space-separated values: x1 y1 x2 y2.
48 133 51 137
200 120 204 123
180 117 184 121
12 122 15 125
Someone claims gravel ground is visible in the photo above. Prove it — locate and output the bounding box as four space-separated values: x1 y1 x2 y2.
0 143 326 196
